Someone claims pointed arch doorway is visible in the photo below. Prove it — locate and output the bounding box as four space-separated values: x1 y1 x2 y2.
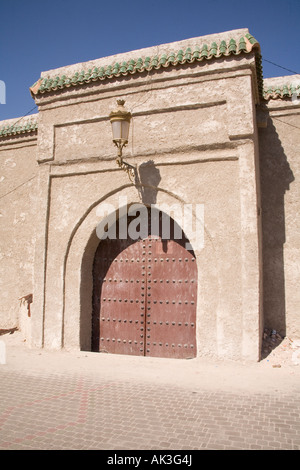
92 206 197 358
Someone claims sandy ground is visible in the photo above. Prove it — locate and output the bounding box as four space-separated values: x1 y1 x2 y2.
1 329 300 395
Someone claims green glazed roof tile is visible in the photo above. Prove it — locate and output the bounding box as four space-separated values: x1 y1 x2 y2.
176 49 184 62
192 46 200 59
238 37 247 52
245 33 259 45
184 47 192 61
136 58 144 69
219 40 227 55
210 42 218 56
0 118 38 138
263 82 300 100
228 39 237 53
159 54 168 66
200 44 209 58
31 32 263 98
151 56 159 67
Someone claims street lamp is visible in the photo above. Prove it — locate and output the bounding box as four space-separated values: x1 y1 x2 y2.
109 99 135 179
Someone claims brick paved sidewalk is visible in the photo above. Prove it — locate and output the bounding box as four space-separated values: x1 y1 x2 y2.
0 334 300 450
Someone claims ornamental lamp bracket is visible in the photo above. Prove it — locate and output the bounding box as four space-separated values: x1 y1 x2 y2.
109 99 136 180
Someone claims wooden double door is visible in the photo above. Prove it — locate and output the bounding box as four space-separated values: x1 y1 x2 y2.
92 209 197 358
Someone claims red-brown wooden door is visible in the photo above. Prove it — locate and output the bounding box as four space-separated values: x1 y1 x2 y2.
92 210 197 358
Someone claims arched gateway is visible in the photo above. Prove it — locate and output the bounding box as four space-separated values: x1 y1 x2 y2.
92 206 197 358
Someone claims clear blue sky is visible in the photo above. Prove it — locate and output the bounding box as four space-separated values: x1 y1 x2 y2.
0 0 299 121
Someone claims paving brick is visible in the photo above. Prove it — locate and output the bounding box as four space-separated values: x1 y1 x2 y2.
1 349 300 451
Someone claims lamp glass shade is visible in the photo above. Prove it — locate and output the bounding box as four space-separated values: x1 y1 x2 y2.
111 119 130 141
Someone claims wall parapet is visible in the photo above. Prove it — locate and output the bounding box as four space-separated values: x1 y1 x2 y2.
30 31 263 101
0 115 38 140
263 75 300 101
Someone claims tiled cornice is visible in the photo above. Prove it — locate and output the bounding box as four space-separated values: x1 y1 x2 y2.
30 33 263 98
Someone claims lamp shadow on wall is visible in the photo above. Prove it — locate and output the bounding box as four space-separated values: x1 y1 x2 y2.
134 160 161 205
134 160 167 253
259 116 295 357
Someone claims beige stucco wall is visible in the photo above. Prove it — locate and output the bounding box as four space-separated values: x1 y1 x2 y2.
25 33 263 361
2 32 299 362
259 75 300 339
0 121 38 331
9 31 300 361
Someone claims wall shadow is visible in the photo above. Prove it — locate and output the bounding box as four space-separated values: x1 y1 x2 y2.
259 113 294 346
135 160 161 205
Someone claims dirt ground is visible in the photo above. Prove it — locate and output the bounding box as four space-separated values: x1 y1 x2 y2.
1 328 300 395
